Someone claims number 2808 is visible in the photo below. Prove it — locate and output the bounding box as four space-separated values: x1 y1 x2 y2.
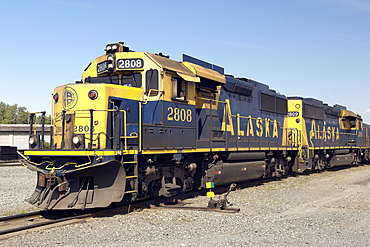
167 107 192 122
74 125 95 132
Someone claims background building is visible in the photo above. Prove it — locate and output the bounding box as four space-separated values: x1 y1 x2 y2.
0 124 51 150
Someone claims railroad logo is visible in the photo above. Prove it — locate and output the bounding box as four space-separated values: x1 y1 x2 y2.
63 87 78 110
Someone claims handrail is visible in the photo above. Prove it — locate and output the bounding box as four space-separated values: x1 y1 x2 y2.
30 108 138 152
143 89 164 104
29 111 46 149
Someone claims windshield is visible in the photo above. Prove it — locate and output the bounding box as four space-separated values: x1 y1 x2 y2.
84 73 142 88
85 75 119 84
122 72 142 87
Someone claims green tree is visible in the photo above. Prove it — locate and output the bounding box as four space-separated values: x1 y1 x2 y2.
0 102 30 124
0 101 51 124
36 114 52 124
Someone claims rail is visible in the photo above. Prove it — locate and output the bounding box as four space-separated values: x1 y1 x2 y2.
0 211 92 240
0 190 230 240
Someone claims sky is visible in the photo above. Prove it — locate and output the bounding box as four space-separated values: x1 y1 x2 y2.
0 0 370 122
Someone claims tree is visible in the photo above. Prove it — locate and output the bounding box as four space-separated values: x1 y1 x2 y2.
36 114 52 124
0 101 52 124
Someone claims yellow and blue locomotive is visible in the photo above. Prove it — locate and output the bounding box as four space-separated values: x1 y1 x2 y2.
22 42 370 210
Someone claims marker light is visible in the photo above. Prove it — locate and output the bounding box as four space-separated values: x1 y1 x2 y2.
88 90 98 100
53 93 58 102
296 118 300 123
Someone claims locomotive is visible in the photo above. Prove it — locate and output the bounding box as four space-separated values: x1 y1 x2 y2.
21 42 370 210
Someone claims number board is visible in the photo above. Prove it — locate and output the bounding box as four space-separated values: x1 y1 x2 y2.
117 59 144 69
287 111 299 117
97 61 108 73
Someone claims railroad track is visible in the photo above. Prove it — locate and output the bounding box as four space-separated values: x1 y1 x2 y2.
0 194 239 240
0 210 93 240
0 202 146 240
0 160 22 166
151 203 240 213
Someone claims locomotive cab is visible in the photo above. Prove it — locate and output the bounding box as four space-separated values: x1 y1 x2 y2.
340 109 363 131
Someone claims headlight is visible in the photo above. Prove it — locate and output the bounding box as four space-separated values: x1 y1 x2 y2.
107 55 115 71
72 134 85 149
73 136 81 145
29 136 38 145
105 45 112 53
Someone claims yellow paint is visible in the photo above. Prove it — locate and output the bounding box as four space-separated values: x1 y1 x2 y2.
272 120 279 138
237 114 245 136
256 117 263 137
52 83 143 149
310 119 339 141
206 191 215 198
247 116 254 136
264 118 270 137
221 99 235 135
24 150 120 156
182 62 226 84
285 99 307 147
220 99 281 139
206 182 215 188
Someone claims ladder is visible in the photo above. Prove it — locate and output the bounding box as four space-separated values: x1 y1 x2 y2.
123 155 139 199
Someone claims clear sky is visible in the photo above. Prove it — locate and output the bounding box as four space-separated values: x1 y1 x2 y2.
1 0 370 122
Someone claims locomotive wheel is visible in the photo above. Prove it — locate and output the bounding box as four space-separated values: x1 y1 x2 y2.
315 159 325 170
148 180 161 198
274 163 288 177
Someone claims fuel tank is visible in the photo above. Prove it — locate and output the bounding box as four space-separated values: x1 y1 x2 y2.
328 154 354 168
207 160 266 186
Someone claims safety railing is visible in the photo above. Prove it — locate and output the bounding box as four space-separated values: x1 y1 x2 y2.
28 111 48 149
30 107 141 152
143 89 164 104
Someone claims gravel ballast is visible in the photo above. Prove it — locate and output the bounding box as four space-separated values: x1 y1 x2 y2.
0 166 38 216
1 164 370 246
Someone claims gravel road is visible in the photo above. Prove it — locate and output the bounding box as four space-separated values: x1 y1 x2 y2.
1 164 370 246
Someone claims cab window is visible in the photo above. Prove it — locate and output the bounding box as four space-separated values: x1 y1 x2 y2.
122 72 142 87
145 69 159 96
350 119 356 128
341 117 360 130
172 77 187 101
